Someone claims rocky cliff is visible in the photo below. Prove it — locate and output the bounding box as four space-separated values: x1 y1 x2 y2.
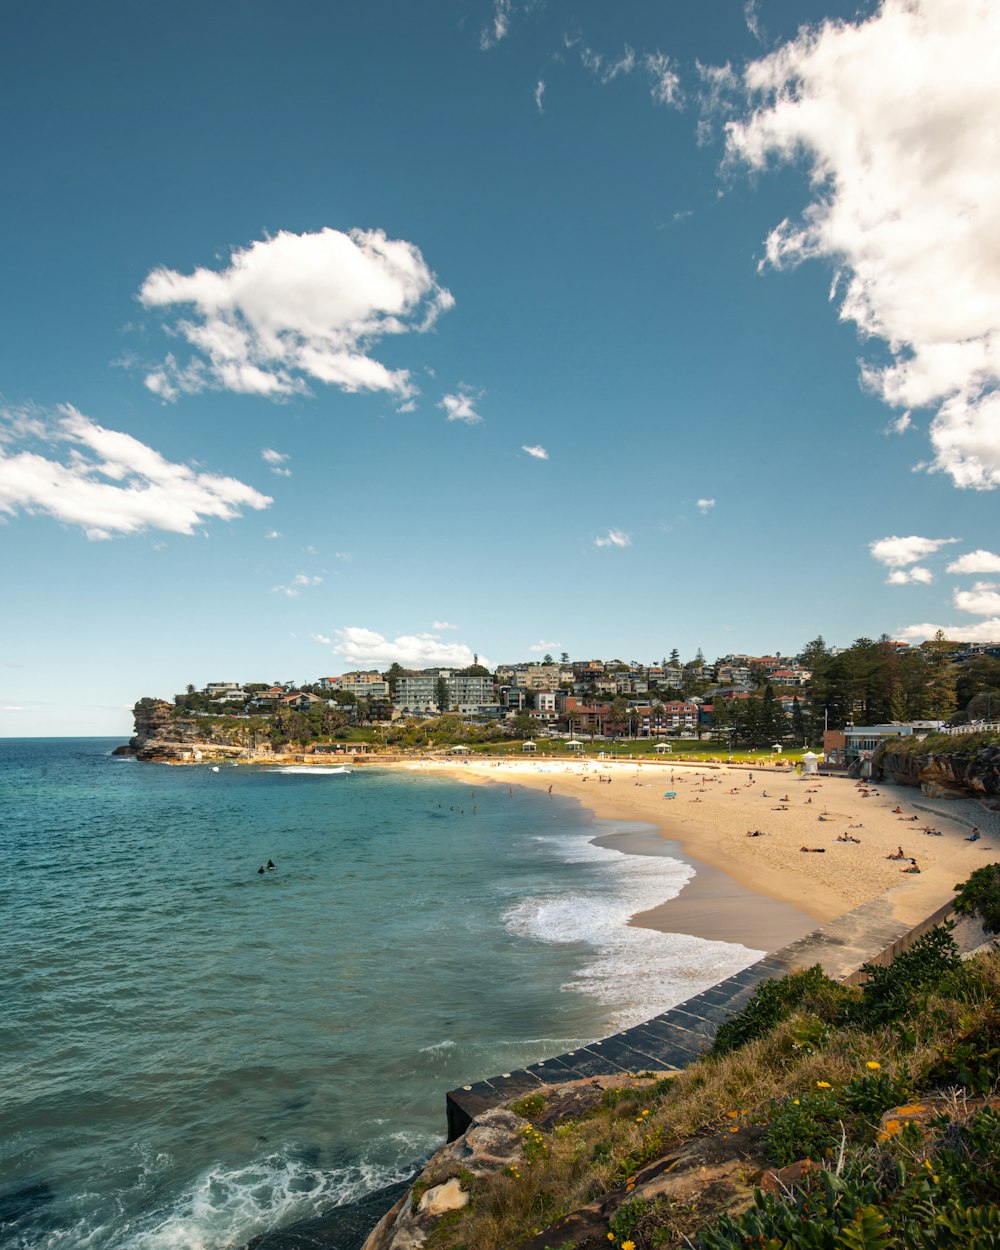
115 697 269 763
878 738 1000 808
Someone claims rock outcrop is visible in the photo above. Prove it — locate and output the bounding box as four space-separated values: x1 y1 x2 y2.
879 742 1000 808
122 697 259 763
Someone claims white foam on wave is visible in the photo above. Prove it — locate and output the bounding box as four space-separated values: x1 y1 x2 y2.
504 833 764 1030
273 765 353 775
121 1142 431 1250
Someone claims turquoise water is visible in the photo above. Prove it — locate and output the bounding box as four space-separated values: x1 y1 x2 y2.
1 740 760 1249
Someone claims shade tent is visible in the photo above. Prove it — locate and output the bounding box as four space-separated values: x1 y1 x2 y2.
565 740 583 751
521 740 537 752
449 745 471 754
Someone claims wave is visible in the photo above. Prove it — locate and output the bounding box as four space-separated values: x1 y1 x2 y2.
505 832 763 1030
273 766 353 775
121 1144 429 1250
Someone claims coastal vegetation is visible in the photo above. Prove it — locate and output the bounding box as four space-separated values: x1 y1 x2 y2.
402 919 1000 1250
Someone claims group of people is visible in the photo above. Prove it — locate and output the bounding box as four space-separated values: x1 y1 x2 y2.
256 859 276 875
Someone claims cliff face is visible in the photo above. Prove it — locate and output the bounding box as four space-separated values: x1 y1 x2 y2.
119 698 267 762
879 743 1000 807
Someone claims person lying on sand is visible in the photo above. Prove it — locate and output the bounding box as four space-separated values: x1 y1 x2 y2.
924 827 943 836
835 832 860 843
800 846 827 853
746 829 766 837
901 815 919 821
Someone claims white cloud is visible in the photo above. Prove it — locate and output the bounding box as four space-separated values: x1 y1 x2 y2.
534 80 545 113
272 573 323 598
696 497 715 513
529 640 561 653
595 529 631 548
310 633 332 645
432 620 458 630
947 549 1000 575
726 0 1000 490
644 52 683 107
896 619 1000 643
139 227 454 402
580 44 636 84
885 412 912 436
266 529 281 539
0 404 271 539
869 535 959 569
480 0 511 49
522 444 548 460
886 567 934 585
439 387 484 424
954 585 1000 616
261 447 292 477
332 626 482 669
744 0 763 42
2 705 25 712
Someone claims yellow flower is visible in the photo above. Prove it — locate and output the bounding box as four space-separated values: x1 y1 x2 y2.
607 1235 615 1242
641 1109 650 1116
816 1081 832 1089
622 1242 637 1250
866 1061 881 1070
793 1099 800 1105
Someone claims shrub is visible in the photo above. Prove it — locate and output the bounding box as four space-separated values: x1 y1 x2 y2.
854 923 960 1027
953 863 1000 935
709 966 847 1058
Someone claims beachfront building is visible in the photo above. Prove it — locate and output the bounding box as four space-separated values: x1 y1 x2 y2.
393 670 496 714
318 672 391 699
824 722 945 773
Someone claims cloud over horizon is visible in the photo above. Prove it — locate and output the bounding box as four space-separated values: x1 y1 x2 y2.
727 0 1000 489
0 405 271 539
332 626 482 669
139 227 454 402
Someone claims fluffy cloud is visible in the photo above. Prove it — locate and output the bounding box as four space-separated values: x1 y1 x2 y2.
886 567 934 585
896 619 1000 643
139 227 454 402
261 448 292 477
529 640 561 653
869 535 959 569
522 444 548 460
332 626 481 669
954 584 1000 616
272 573 323 598
439 388 484 424
0 404 271 539
696 497 715 514
726 0 1000 489
947 549 1000 575
595 529 631 548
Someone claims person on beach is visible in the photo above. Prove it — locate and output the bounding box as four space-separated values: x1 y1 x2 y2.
967 828 981 841
888 846 907 860
902 860 921 873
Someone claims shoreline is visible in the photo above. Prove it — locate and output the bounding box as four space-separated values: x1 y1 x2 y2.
378 757 999 946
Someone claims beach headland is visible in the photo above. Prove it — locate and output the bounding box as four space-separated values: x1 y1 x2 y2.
382 756 998 947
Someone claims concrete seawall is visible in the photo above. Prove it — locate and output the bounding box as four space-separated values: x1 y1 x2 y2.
446 897 982 1139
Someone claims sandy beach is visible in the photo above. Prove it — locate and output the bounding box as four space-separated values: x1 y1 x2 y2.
387 756 999 950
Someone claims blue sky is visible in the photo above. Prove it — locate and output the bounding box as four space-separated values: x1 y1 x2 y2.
3 0 999 736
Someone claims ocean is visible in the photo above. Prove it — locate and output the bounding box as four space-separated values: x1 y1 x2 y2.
1 739 763 1249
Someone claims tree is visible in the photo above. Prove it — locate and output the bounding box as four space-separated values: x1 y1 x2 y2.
560 652 569 665
543 652 554 664
435 676 449 713
385 663 405 698
669 648 680 667
791 697 806 746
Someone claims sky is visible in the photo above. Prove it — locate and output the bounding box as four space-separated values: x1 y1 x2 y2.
2 0 1000 736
